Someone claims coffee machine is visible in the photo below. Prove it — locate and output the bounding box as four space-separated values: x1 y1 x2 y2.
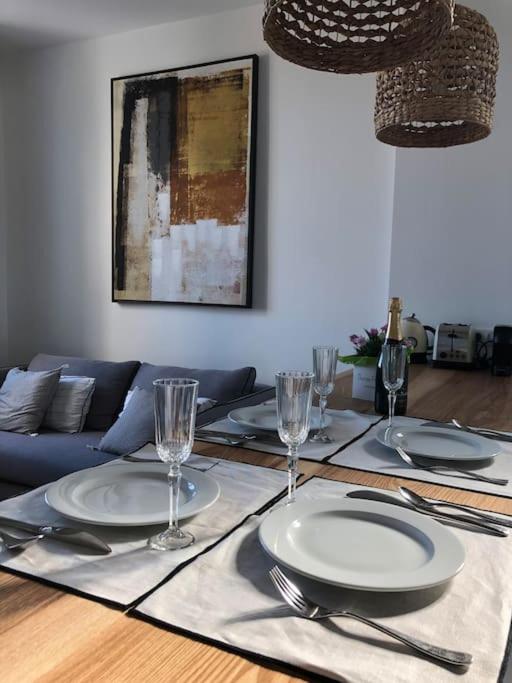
492 326 512 376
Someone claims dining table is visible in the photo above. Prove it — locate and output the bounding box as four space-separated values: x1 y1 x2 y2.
1 365 512 683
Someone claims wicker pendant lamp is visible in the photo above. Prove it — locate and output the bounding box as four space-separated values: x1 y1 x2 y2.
375 5 499 147
263 0 454 75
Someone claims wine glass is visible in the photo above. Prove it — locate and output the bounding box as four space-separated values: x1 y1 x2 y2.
382 345 407 429
310 346 338 443
276 371 314 504
149 378 199 551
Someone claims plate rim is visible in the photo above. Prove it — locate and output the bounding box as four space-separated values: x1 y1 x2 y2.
259 497 465 592
228 404 332 431
376 424 501 461
45 462 220 527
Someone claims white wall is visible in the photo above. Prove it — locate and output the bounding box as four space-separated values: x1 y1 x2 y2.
389 0 512 330
0 61 8 365
2 5 396 383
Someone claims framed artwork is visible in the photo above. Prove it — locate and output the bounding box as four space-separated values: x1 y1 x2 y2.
112 55 258 307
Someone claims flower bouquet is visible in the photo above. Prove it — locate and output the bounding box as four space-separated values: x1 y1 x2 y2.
339 327 387 367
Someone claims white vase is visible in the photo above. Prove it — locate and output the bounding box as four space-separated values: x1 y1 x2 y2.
352 365 377 402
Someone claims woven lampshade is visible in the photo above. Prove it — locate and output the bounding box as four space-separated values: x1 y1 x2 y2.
375 5 499 147
263 0 454 75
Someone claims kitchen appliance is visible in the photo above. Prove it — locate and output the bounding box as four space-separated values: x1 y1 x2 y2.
401 313 436 363
432 324 476 368
492 326 512 376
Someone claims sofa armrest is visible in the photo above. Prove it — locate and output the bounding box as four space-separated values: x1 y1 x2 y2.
196 384 275 427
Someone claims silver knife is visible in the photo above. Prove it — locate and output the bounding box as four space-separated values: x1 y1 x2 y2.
345 490 507 537
0 516 111 554
196 429 283 446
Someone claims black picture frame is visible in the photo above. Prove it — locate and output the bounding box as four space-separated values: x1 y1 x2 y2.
111 54 259 308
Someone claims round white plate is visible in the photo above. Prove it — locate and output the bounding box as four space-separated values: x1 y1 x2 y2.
259 498 465 592
45 462 220 526
376 425 501 461
228 405 332 432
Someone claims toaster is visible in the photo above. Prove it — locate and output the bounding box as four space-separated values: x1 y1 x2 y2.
432 323 476 368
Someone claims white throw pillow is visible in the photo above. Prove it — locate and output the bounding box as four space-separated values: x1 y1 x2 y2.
43 376 96 433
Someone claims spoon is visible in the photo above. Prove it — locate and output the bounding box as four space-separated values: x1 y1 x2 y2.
398 487 508 536
0 530 44 552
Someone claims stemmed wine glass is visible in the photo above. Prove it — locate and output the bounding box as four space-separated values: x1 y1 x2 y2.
310 346 338 443
381 345 407 428
276 371 314 504
149 378 199 551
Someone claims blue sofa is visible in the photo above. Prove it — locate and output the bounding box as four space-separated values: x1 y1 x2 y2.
0 354 274 500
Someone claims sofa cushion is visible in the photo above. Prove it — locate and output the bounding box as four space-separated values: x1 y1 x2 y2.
130 363 256 403
98 387 154 456
0 367 62 434
28 354 140 430
0 430 114 488
42 375 96 433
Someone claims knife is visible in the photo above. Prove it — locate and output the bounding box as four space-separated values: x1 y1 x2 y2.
0 516 112 554
195 429 284 446
345 490 507 537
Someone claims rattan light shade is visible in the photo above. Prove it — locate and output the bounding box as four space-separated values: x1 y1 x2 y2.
263 0 454 75
375 5 499 147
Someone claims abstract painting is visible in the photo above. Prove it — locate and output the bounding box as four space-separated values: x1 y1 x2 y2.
112 56 258 307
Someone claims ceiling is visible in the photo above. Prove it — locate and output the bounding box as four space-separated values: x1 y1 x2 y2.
0 0 260 50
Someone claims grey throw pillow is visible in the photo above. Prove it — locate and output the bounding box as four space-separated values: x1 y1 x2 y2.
42 376 96 433
99 389 217 456
98 387 154 456
0 367 62 434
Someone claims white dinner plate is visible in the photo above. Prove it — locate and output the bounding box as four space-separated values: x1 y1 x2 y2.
376 425 501 461
45 462 220 526
259 498 465 592
228 404 332 432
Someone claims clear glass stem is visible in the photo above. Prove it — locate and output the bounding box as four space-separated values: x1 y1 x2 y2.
168 464 181 534
319 395 327 434
287 446 299 504
388 392 397 428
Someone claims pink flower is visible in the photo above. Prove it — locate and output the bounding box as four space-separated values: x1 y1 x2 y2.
356 336 367 347
369 328 379 337
349 334 359 343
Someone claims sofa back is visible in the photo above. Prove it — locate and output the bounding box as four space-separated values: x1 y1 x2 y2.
129 363 256 403
28 354 140 430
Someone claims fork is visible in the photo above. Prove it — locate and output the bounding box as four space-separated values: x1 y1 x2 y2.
0 530 44 552
396 446 508 486
269 566 472 668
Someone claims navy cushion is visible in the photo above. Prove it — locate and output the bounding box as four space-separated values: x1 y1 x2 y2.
0 430 114 488
28 354 140 431
130 363 256 402
98 387 154 456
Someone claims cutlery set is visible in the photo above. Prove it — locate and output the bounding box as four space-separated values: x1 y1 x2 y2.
347 488 509 537
0 516 111 554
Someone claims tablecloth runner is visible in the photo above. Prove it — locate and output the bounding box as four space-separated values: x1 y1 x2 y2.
135 476 512 683
328 417 512 499
200 408 380 462
0 454 288 607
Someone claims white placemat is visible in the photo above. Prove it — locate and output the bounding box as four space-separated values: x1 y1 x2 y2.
136 476 512 683
328 417 512 498
200 408 380 462
0 454 288 606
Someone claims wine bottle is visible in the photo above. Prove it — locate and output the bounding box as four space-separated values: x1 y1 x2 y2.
374 297 409 415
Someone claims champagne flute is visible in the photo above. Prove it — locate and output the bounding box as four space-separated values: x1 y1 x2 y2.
382 345 407 428
276 371 314 504
149 378 199 551
310 346 338 443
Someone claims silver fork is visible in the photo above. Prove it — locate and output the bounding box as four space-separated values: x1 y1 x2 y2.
0 530 44 551
269 566 472 668
396 446 508 486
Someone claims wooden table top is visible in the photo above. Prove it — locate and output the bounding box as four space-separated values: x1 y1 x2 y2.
1 366 511 682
